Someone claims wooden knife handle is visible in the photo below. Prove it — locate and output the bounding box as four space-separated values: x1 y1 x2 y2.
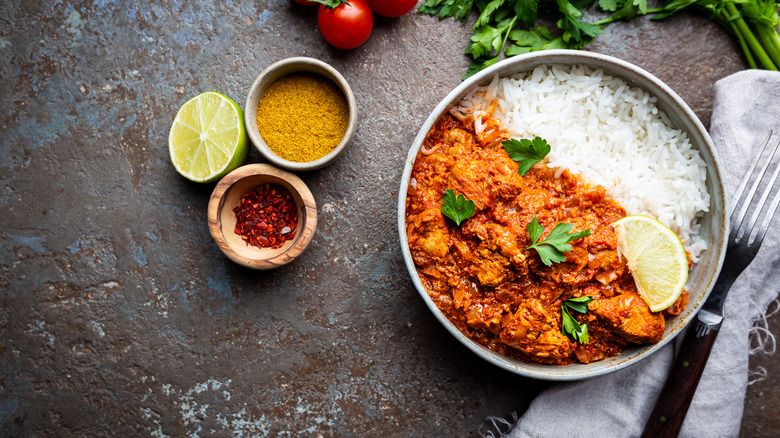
641 319 720 438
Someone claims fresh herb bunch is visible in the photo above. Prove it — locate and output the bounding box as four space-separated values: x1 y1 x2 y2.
418 0 780 77
418 0 605 78
561 296 594 343
526 216 591 266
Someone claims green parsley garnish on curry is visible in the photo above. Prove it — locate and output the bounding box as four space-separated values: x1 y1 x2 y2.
561 296 595 343
502 137 551 176
526 216 591 267
440 189 476 226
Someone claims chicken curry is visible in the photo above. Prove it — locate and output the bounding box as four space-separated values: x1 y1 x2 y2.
405 114 688 365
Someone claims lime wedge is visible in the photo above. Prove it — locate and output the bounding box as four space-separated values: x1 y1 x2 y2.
612 215 689 312
169 91 248 183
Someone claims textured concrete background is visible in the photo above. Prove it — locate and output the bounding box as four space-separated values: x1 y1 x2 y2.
1 0 777 436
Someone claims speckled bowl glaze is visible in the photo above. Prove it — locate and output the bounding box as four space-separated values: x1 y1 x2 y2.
244 57 357 171
397 50 728 381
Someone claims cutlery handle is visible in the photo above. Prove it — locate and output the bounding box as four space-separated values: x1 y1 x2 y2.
640 318 721 438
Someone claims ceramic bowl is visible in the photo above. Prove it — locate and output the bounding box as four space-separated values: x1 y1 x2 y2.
396 50 729 380
244 57 357 171
208 163 317 269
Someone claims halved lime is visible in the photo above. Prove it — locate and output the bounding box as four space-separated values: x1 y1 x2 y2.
612 215 689 312
169 91 248 183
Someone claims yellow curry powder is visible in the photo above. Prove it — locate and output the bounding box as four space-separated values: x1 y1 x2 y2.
257 73 349 162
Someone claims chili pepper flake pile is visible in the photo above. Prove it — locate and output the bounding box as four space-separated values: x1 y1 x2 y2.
233 184 298 249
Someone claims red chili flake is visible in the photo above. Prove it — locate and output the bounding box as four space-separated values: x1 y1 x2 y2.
233 183 298 249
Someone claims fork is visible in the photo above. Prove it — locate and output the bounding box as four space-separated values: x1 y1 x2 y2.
641 130 780 438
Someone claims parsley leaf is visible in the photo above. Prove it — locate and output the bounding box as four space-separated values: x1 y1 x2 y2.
526 214 544 243
502 137 551 175
525 216 591 266
561 307 588 343
466 23 505 58
441 189 476 226
557 0 584 19
543 222 591 251
505 27 567 56
533 244 567 266
598 0 620 11
513 0 538 25
563 296 594 313
556 0 601 43
561 296 594 343
606 0 648 21
463 17 518 79
418 0 477 22
559 14 604 45
475 0 507 28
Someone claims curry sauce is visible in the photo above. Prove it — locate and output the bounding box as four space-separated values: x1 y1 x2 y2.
405 114 687 365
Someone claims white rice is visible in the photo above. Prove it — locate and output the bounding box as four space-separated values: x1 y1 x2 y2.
453 64 710 261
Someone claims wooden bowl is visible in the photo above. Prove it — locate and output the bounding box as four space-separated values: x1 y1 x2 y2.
208 164 317 269
244 57 357 171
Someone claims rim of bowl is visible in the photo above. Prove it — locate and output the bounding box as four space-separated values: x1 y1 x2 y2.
208 163 318 269
396 49 728 380
244 57 357 171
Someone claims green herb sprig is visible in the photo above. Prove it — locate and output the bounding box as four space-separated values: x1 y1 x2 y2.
441 189 476 226
502 137 550 175
418 0 604 79
561 296 594 343
418 0 780 78
526 216 590 266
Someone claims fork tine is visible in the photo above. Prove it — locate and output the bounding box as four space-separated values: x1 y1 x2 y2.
733 131 779 240
742 133 780 244
731 131 774 217
754 172 780 246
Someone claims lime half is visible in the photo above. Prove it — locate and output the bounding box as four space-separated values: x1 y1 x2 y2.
612 215 689 312
169 91 248 183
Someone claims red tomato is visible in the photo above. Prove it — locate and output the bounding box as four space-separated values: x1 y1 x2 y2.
293 0 318 5
365 0 418 17
318 0 373 50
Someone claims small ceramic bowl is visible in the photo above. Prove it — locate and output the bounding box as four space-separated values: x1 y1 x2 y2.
244 57 357 171
208 163 317 269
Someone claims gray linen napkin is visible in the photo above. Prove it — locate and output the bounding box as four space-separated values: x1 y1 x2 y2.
491 70 780 438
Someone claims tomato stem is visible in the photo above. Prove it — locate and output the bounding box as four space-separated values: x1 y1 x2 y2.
311 0 351 9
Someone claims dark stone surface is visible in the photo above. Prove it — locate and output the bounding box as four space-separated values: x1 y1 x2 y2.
0 0 776 436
